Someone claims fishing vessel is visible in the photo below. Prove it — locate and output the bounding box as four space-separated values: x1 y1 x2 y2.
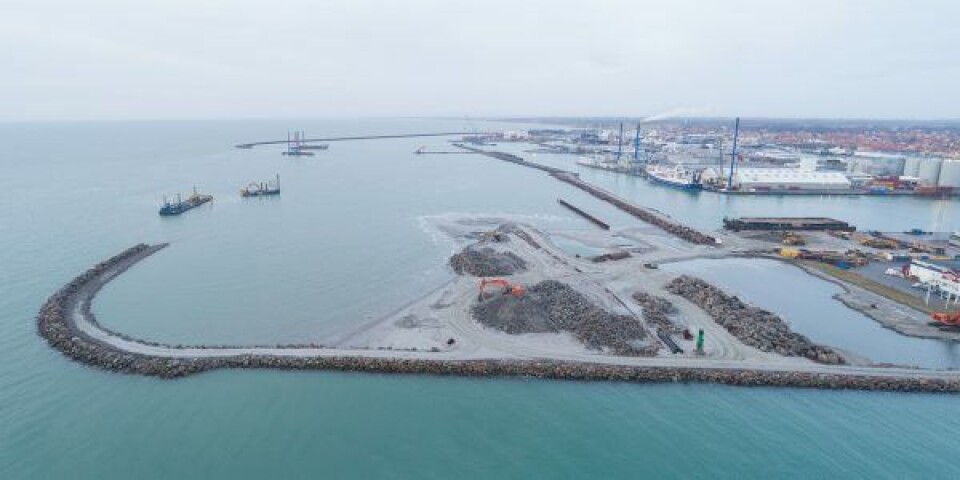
241 174 280 197
158 188 213 216
644 164 703 191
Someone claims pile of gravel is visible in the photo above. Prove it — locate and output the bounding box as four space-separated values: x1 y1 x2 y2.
449 245 527 276
632 291 681 335
472 280 653 356
666 275 844 364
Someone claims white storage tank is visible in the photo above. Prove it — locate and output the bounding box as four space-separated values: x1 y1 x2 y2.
917 157 943 185
938 159 960 187
903 156 922 177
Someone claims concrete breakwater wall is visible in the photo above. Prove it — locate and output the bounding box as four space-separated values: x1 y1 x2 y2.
34 244 960 392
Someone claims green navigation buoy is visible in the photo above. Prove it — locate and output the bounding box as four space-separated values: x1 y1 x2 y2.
696 329 705 355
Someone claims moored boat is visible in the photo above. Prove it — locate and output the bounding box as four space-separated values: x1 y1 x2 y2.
241 174 281 197
644 164 703 191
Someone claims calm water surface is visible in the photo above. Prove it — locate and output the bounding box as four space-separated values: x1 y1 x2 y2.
662 258 960 369
2 119 960 478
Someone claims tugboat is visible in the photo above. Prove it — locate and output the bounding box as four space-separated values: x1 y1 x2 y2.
241 174 280 197
158 187 213 216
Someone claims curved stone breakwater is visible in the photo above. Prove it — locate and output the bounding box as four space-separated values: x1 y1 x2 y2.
34 244 960 392
666 275 845 365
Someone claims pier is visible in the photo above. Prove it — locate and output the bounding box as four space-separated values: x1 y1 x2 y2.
455 144 568 174
236 132 493 149
553 172 718 245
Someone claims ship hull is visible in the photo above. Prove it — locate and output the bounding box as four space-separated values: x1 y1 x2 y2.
647 173 703 191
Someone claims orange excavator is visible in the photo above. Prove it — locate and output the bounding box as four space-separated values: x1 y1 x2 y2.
931 312 960 328
478 278 526 301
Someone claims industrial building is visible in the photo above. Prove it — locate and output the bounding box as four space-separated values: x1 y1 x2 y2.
899 157 960 187
701 167 852 192
847 152 905 177
908 260 960 299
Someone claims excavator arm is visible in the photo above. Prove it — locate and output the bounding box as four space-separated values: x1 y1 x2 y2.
478 278 526 301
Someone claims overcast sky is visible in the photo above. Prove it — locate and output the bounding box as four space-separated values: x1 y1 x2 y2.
3 0 959 121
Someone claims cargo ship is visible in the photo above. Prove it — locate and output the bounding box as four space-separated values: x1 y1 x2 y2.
158 188 213 216
241 174 280 197
576 153 641 174
644 164 703 191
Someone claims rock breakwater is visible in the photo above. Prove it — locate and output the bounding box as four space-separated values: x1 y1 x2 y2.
34 244 960 393
666 275 844 364
551 173 718 245
455 144 716 246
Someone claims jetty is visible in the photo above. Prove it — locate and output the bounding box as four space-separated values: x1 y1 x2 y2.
557 198 610 230
237 131 493 149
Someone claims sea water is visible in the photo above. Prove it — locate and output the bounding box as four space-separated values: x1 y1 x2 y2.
2 118 959 478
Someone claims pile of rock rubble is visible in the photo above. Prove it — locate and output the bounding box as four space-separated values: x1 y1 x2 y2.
449 245 527 276
472 280 654 356
632 291 682 335
666 275 844 364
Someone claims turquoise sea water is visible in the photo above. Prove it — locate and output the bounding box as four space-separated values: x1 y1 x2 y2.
2 119 960 478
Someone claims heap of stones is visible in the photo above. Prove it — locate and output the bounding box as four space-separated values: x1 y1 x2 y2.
472 280 655 356
449 245 527 276
632 291 682 335
666 275 844 364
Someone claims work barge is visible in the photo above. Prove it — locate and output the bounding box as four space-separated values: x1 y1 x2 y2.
723 217 856 232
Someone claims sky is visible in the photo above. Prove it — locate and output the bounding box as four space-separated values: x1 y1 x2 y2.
2 0 959 121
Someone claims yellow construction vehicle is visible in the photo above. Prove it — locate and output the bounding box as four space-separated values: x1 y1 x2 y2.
782 232 806 246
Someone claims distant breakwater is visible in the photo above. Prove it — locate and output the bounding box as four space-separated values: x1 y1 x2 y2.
35 244 960 393
455 144 717 245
